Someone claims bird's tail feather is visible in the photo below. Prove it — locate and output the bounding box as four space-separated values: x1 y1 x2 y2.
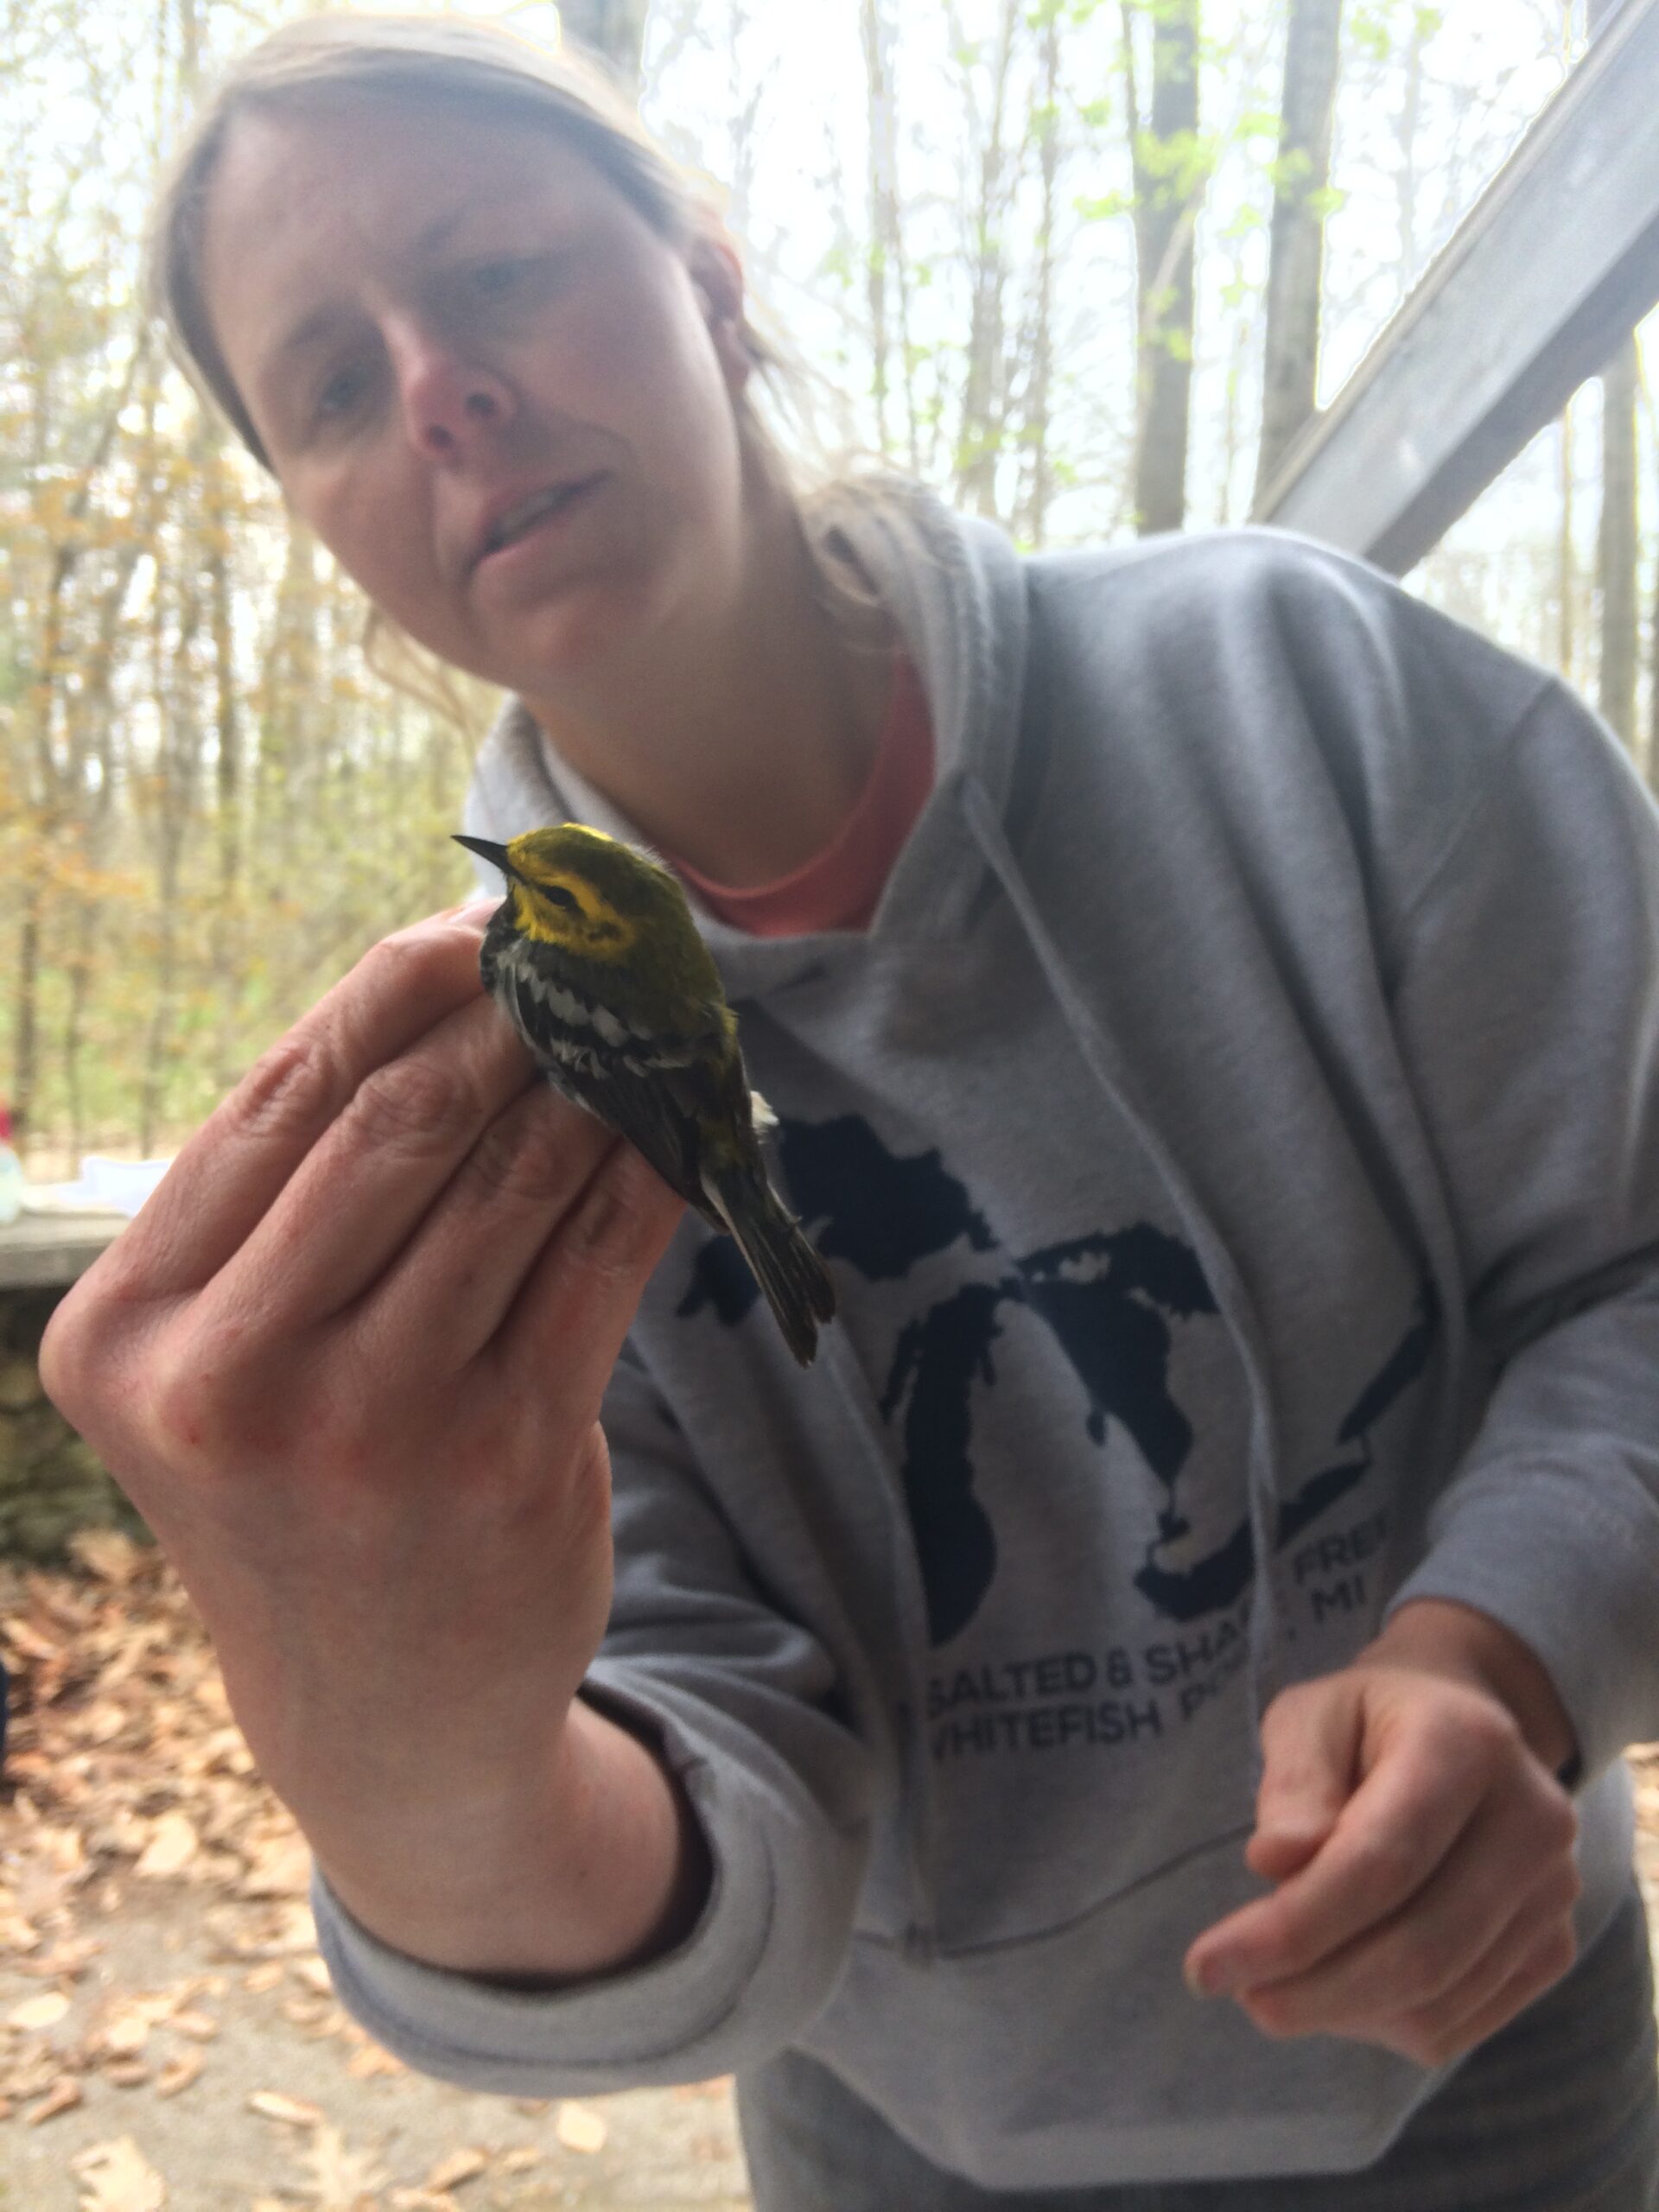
704 1160 836 1366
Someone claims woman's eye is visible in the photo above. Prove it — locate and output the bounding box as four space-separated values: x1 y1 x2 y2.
315 363 370 423
472 257 537 300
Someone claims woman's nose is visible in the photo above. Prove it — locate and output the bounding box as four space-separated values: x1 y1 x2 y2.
390 322 515 458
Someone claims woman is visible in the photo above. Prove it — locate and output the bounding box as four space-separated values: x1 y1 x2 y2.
41 16 1659 2208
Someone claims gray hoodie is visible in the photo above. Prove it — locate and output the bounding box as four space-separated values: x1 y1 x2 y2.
314 480 1659 2190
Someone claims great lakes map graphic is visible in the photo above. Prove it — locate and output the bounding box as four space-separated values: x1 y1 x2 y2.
679 1115 1437 1647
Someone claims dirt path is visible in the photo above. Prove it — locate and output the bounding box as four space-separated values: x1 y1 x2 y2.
3 1537 1657 2210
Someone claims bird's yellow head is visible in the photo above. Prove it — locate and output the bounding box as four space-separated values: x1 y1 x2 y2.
454 823 686 965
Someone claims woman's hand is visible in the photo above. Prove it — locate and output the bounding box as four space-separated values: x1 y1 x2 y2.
40 904 688 1969
1183 1601 1582 2068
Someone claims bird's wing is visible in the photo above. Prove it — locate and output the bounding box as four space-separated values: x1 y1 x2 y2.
552 1058 722 1230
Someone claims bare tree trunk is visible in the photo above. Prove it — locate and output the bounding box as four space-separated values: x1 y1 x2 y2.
861 0 907 465
1216 312 1251 524
559 0 652 96
1018 0 1064 547
257 525 322 874
11 891 43 1160
955 0 1023 519
10 336 146 1152
1254 0 1343 505
141 465 208 1154
1598 340 1639 746
64 523 149 1157
1124 0 1202 536
1393 5 1428 297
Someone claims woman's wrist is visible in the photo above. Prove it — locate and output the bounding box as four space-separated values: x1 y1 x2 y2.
1367 1597 1580 1783
314 1692 709 1984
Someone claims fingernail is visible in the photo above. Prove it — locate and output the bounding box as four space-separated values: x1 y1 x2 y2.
1185 1955 1239 1999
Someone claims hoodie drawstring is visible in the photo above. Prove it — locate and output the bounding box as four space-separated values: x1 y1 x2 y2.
816 1313 944 1963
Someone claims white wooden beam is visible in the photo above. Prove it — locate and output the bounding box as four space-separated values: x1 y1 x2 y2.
1251 0 1659 575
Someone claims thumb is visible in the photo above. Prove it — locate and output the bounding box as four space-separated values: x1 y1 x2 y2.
1245 1675 1361 1882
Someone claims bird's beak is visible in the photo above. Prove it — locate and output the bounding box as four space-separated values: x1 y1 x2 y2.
452 833 515 880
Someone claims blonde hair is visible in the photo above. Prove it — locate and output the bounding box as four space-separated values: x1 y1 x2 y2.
144 13 897 729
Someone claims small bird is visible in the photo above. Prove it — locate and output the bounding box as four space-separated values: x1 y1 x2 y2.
454 823 837 1365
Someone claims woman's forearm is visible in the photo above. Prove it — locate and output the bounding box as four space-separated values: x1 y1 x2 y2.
315 1694 713 1985
1370 1597 1579 1777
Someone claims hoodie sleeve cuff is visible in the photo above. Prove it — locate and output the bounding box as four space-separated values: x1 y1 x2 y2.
1382 1465 1659 1793
311 1666 862 2095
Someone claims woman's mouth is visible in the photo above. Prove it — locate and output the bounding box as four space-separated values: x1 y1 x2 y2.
476 475 604 568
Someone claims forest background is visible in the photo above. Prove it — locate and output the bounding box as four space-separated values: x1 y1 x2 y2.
3 0 1656 1165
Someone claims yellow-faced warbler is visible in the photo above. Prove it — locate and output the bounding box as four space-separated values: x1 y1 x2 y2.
454 823 837 1365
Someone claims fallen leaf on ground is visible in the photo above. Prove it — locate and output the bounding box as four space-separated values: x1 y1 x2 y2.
293 1955 334 1995
68 1529 143 1585
91 1989 187 2062
499 2146 543 2173
248 2088 324 2126
296 2118 389 2208
26 2074 84 2124
5 1617 65 1662
555 2100 607 2154
242 1963 285 1994
155 2051 203 2097
3 2040 66 2100
102 2059 150 2088
134 1815 198 1880
168 2008 218 2040
70 2133 168 2212
16 1932 101 1976
239 1830 312 1898
8 1987 71 2030
425 2145 489 2190
345 2040 405 2079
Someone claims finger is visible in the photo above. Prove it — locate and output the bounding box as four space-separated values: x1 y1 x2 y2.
106 911 493 1300
1301 1889 1580 2067
1389 1913 1578 2067
210 989 542 1332
353 1081 638 1370
1230 1801 1569 2034
1246 1679 1357 1877
493 1136 686 1405
1188 1695 1507 1994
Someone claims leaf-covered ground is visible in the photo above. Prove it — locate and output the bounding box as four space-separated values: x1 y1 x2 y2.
0 1535 749 2211
3 1535 1657 2211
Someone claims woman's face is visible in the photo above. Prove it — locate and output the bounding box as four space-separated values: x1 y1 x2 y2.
200 94 754 696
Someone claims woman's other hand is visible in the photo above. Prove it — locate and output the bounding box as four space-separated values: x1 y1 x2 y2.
1182 1599 1582 2068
